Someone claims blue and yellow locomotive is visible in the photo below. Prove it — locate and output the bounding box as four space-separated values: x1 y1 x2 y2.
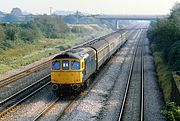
50 31 127 96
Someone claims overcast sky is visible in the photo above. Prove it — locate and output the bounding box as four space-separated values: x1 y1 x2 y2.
0 0 179 15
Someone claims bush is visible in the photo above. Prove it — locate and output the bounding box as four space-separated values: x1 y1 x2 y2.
0 26 5 41
34 15 69 38
4 24 19 41
168 40 180 70
153 51 173 101
19 29 38 42
0 15 70 50
162 102 180 121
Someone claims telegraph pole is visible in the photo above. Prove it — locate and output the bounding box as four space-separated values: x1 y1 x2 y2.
49 7 52 15
76 11 79 24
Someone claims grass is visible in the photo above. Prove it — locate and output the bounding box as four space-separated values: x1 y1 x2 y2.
0 64 13 74
151 45 180 121
153 51 173 101
0 40 60 74
0 24 112 75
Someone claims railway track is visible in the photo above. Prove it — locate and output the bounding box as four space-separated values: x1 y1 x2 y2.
0 74 50 107
118 30 144 121
32 98 60 121
0 61 50 88
32 96 80 121
0 80 50 118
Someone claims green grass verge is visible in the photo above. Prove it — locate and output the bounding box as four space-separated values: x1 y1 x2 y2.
152 51 173 101
151 44 180 121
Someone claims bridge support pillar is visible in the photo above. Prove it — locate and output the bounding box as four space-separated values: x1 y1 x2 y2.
76 11 79 24
115 19 119 30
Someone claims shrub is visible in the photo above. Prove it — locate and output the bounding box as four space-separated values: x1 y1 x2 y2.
0 26 5 41
168 40 180 70
162 102 180 121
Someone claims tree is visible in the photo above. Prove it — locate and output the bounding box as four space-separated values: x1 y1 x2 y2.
4 24 18 41
63 15 76 24
19 29 37 42
0 26 5 41
34 15 69 38
147 2 180 70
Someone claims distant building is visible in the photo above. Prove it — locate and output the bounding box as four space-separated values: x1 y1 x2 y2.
11 8 23 16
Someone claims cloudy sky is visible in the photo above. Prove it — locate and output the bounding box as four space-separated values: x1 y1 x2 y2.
0 0 179 15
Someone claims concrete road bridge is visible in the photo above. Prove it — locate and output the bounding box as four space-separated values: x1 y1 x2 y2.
94 14 166 20
93 14 166 29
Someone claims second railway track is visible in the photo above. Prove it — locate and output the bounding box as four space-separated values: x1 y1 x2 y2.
0 61 50 88
0 78 50 118
118 30 145 121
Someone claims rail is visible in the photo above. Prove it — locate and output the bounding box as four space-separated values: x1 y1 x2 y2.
32 98 60 121
141 34 144 121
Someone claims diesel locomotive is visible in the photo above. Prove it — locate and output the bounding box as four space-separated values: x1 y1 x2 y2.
50 30 127 96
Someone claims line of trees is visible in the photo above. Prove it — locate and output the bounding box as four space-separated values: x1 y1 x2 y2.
147 3 180 71
0 14 116 52
0 15 69 52
147 3 180 120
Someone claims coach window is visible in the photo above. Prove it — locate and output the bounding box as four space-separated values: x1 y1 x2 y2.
52 61 60 70
62 60 69 70
71 61 80 70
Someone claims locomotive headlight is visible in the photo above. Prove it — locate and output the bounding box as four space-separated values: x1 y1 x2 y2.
52 84 59 91
72 84 80 90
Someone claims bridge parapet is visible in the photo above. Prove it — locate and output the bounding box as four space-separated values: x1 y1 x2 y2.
95 14 167 20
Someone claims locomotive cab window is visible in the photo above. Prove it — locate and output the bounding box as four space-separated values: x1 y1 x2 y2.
71 61 80 70
62 60 69 70
52 61 60 70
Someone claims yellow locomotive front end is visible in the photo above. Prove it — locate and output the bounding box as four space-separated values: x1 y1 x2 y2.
51 58 84 84
51 57 84 96
50 47 96 96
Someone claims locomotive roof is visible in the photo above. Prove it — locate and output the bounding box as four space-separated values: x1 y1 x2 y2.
52 47 94 60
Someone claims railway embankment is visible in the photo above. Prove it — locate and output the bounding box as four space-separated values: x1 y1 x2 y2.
0 24 112 78
149 45 180 120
